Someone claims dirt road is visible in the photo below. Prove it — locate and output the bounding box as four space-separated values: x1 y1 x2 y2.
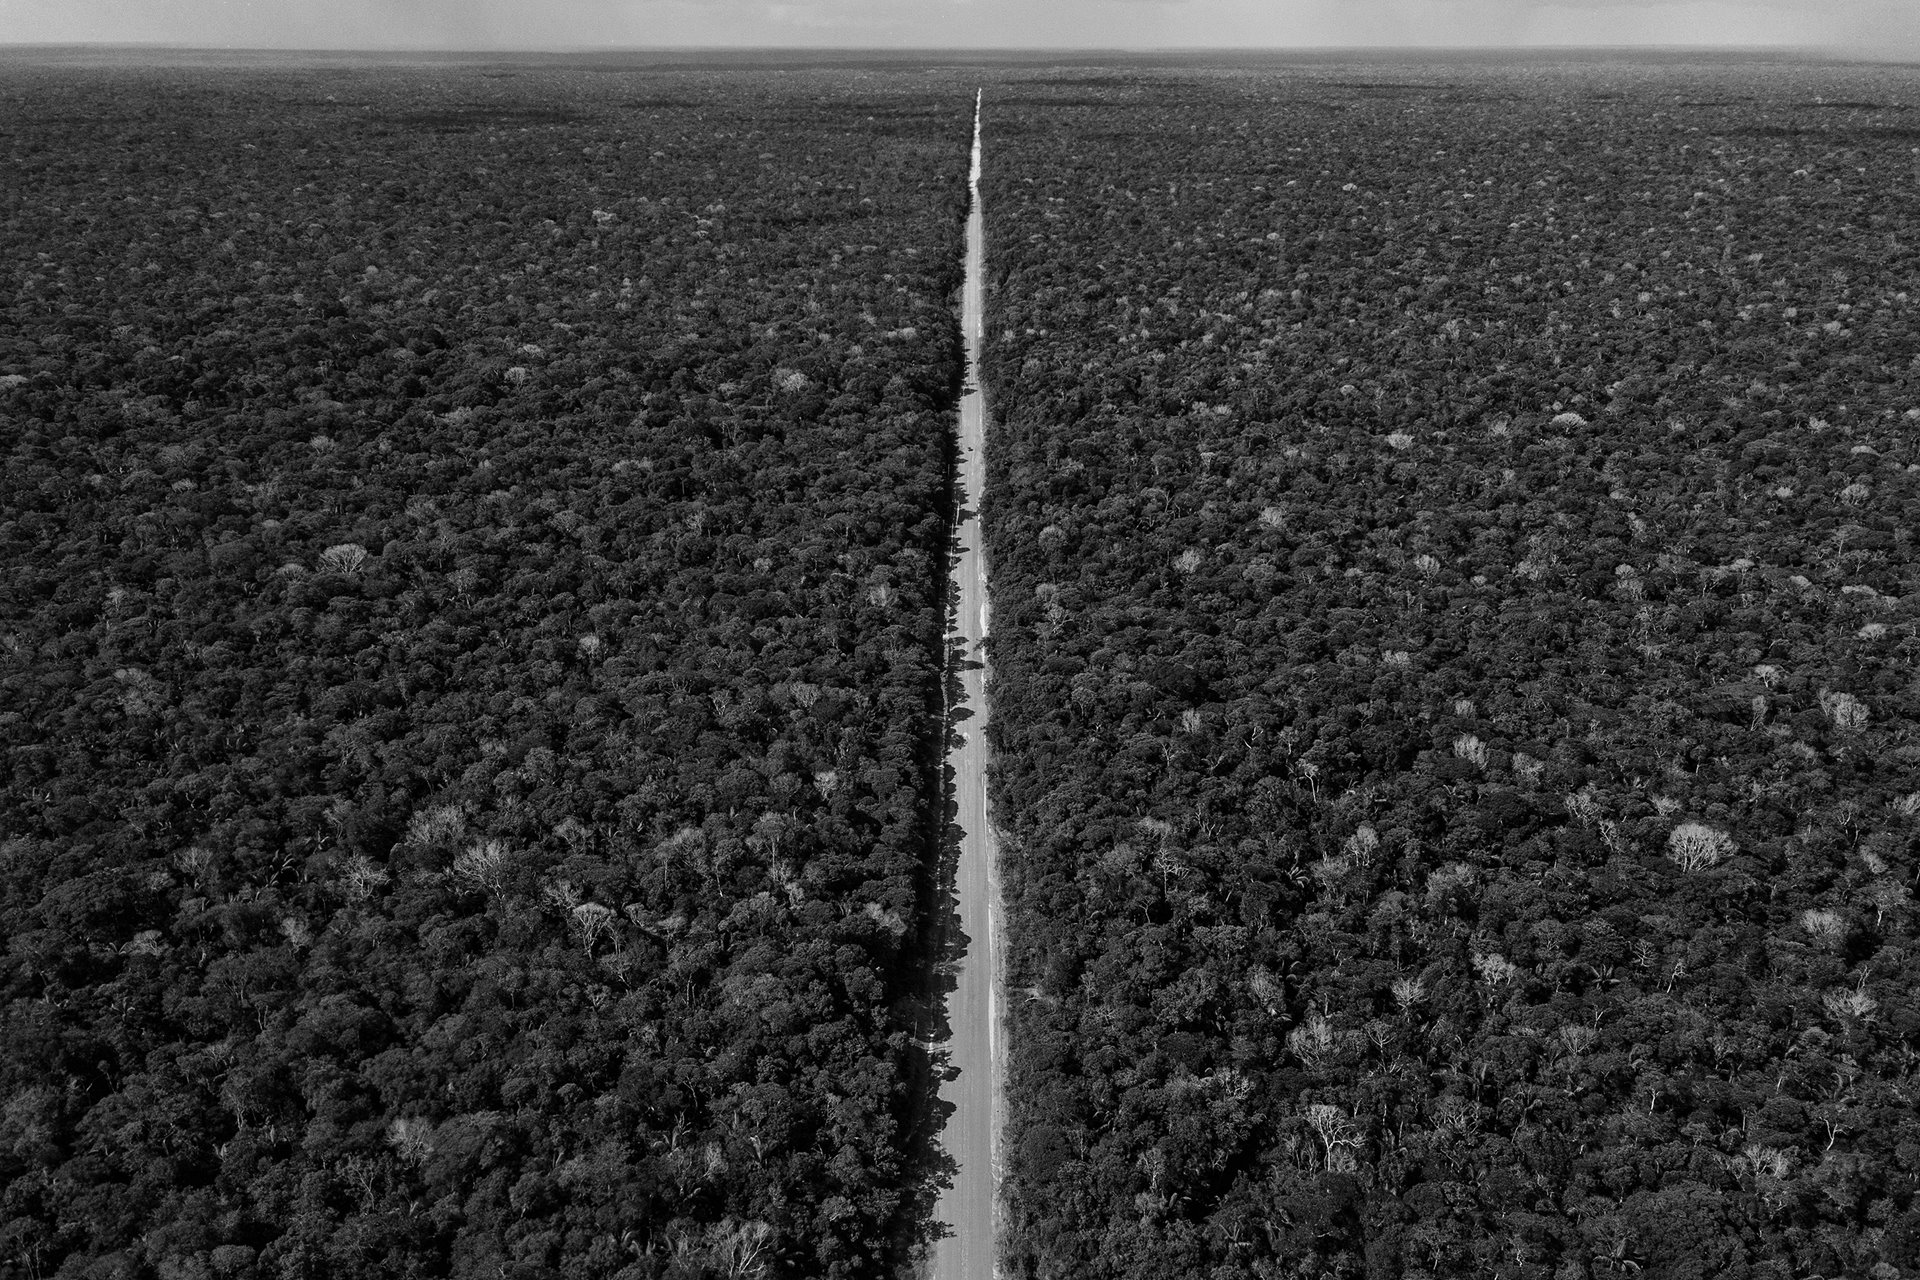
933 90 1000 1280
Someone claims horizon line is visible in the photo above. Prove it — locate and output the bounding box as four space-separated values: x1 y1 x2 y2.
0 40 1880 56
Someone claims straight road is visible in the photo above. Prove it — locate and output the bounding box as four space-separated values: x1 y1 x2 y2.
933 90 1000 1280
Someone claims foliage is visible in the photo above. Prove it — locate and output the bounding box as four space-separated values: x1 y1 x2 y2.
979 62 1920 1280
0 65 973 1279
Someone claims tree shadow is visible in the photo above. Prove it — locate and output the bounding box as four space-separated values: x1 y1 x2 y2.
890 357 986 1273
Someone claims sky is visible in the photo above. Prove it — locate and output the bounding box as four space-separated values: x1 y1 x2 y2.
0 0 1917 54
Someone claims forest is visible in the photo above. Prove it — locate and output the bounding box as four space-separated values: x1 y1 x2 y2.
977 61 1920 1279
8 50 1920 1280
0 65 972 1279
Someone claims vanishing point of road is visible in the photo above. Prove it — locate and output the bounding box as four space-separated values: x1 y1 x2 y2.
934 89 1001 1280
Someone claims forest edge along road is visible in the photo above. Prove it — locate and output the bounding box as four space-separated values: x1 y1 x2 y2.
933 89 1001 1280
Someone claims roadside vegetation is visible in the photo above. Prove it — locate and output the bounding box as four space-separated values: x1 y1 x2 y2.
0 67 970 1279
979 61 1920 1279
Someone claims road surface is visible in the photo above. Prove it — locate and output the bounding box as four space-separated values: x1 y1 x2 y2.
933 90 1001 1280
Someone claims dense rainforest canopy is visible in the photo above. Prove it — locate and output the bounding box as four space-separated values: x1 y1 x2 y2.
978 61 1920 1280
8 51 1920 1280
0 64 972 1280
